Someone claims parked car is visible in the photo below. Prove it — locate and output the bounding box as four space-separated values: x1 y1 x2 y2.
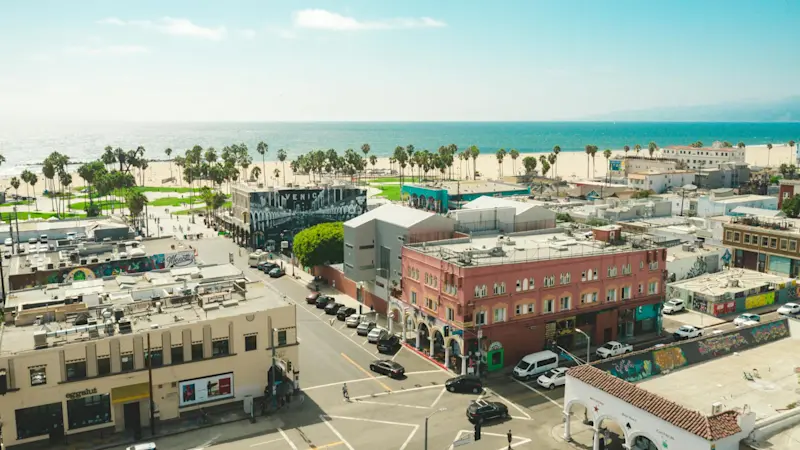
3 238 11 247
536 368 568 390
305 292 321 304
257 262 277 273
512 350 559 381
733 313 761 327
336 306 357 321
673 325 702 340
377 335 401 353
126 444 157 450
466 400 508 424
778 302 800 316
369 360 405 378
445 375 483 394
367 327 388 343
268 267 285 278
315 295 334 309
662 299 685 314
325 302 344 315
358 321 377 336
595 341 633 359
345 314 364 327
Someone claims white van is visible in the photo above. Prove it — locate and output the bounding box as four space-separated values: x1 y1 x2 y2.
512 350 559 380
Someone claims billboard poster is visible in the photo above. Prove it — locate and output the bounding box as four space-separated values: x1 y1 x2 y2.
609 159 623 172
179 372 234 407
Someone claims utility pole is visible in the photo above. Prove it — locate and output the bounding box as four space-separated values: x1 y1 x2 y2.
269 315 277 408
14 206 21 255
575 328 591 364
424 408 447 450
0 247 5 302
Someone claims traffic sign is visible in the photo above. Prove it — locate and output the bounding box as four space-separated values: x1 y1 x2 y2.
453 435 473 447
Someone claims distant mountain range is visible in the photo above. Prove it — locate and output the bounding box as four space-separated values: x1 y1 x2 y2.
589 97 800 122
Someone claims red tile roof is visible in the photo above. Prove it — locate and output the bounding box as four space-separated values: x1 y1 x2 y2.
567 365 742 441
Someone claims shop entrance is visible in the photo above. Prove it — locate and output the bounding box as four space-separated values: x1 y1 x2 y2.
48 404 64 444
123 401 142 440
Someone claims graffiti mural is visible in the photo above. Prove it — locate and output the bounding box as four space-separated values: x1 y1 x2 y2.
652 347 687 372
745 291 775 310
683 256 709 280
697 334 748 356
166 250 195 268
751 321 789 343
248 187 367 246
64 267 98 282
608 358 653 382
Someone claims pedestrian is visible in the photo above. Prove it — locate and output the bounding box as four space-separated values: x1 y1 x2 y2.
507 430 512 449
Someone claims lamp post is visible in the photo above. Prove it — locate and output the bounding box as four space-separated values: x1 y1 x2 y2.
574 328 591 364
424 407 447 450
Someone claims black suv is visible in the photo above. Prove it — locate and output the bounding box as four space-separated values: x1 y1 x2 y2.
258 262 278 273
466 400 508 424
325 302 344 315
315 295 334 309
376 335 401 353
336 307 357 321
445 375 483 394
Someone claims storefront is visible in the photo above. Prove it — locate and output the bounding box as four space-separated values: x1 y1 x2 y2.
633 304 662 335
13 387 114 445
111 382 151 439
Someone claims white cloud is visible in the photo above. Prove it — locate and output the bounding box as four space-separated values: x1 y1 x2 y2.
98 17 227 40
65 45 149 56
236 29 256 40
292 9 446 31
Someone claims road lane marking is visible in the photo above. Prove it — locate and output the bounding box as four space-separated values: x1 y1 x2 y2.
356 399 431 409
485 388 532 419
320 416 356 450
448 430 532 450
350 384 442 400
314 441 343 449
301 370 444 391
292 301 382 359
325 415 417 427
430 387 446 408
512 379 563 408
249 438 283 447
400 425 419 450
391 344 404 361
277 428 298 450
340 353 392 392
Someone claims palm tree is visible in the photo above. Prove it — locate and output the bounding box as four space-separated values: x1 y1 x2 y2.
634 144 642 156
361 144 371 182
584 145 593 178
648 141 658 158
767 143 773 167
277 149 287 185
539 155 547 175
20 169 33 212
552 145 561 179
737 141 746 149
589 146 598 177
256 141 268 187
495 149 506 178
10 176 20 200
522 156 537 175
603 149 612 183
623 145 630 156
273 167 280 181
125 189 148 231
369 154 378 174
547 154 557 179
393 146 407 185
29 174 38 211
59 172 72 212
165 148 173 180
469 146 480 179
251 166 261 182
509 149 520 176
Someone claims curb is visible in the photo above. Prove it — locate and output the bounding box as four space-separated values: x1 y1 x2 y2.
401 342 456 374
89 416 252 450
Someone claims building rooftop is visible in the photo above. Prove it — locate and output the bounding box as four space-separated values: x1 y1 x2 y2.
408 180 528 195
345 204 438 228
729 206 785 218
406 229 661 267
232 181 354 193
0 264 290 355
628 169 694 178
665 145 742 153
725 216 800 235
667 268 790 297
666 242 723 261
461 196 547 214
568 364 742 441
707 194 775 204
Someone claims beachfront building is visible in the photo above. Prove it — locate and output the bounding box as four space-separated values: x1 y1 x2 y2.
401 180 530 213
777 179 800 208
0 265 298 448
694 162 750 189
665 268 794 316
342 204 457 307
626 169 694 194
665 189 778 218
660 143 746 170
449 196 556 233
391 225 667 373
607 156 680 183
226 183 367 249
722 215 800 277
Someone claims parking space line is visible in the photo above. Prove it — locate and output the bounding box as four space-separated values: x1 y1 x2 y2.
485 387 532 419
356 399 431 410
326 414 418 427
512 379 563 408
320 416 356 450
313 441 343 449
400 425 419 450
294 301 382 359
277 428 298 450
351 384 442 400
340 353 392 392
249 438 283 447
430 387 446 408
391 344 404 361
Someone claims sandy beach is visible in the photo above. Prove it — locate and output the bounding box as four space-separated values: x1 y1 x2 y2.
0 143 792 194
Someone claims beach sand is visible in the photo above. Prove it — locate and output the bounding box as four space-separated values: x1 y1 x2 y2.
0 144 792 194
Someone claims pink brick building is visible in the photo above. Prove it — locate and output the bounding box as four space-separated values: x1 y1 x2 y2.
390 225 667 373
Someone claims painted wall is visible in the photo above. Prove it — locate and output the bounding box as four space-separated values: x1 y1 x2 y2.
315 264 388 314
667 250 724 281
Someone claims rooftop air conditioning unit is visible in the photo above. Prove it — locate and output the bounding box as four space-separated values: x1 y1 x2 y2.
33 331 48 349
711 402 724 415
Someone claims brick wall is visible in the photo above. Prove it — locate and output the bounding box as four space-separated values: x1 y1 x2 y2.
314 265 388 314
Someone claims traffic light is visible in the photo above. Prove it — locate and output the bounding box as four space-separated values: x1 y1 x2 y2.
474 422 481 441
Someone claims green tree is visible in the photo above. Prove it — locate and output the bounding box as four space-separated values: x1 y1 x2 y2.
509 149 520 176
623 145 630 156
495 148 506 177
256 141 268 187
552 145 561 178
251 166 261 182
634 143 642 156
277 148 287 185
10 176 20 198
767 143 773 167
28 173 38 211
469 145 480 179
584 145 593 178
782 194 800 218
603 149 612 183
20 169 33 212
522 156 537 175
165 148 173 180
293 222 345 267
648 141 658 158
737 141 746 149
125 189 149 230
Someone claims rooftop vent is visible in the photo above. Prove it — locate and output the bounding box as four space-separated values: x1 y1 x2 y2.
117 317 132 333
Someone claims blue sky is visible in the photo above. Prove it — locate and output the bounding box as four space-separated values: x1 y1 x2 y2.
1 0 798 121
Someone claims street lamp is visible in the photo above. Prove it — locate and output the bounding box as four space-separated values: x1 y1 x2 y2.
424 407 447 450
574 328 591 364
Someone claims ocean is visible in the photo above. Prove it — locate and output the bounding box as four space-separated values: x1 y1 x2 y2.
0 121 798 175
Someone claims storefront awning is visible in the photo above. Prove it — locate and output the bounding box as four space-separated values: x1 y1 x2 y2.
112 382 150 404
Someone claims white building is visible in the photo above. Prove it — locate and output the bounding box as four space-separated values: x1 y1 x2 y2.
665 241 725 281
661 142 746 170
690 189 778 218
450 196 557 232
627 170 694 194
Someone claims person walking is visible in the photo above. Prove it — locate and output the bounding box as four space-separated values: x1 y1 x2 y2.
342 383 349 402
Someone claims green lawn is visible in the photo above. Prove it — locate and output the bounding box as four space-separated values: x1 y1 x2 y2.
69 199 125 211
0 200 34 207
1 211 85 223
135 186 197 194
368 176 423 184
149 196 203 207
173 201 231 216
374 185 402 201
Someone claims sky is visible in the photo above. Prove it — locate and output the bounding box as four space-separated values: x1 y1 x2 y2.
1 0 799 122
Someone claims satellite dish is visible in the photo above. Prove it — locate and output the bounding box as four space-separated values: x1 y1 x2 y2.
681 184 698 192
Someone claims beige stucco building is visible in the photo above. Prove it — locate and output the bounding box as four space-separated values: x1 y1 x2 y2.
0 265 298 448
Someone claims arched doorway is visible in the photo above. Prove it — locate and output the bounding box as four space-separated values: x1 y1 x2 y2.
628 433 658 450
404 314 417 345
445 336 463 373
593 415 628 450
431 328 445 360
417 322 430 353
388 306 404 336
562 400 594 444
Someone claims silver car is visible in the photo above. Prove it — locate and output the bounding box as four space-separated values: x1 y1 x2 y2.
357 321 377 336
345 314 364 328
367 327 388 343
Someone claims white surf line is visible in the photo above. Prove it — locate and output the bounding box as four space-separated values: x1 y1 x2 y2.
485 387 532 419
249 438 284 447
277 428 299 450
319 416 356 450
356 399 431 410
400 425 419 450
512 378 563 408
430 387 446 408
350 384 443 400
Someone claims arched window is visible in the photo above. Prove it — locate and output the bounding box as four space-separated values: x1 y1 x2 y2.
522 278 528 290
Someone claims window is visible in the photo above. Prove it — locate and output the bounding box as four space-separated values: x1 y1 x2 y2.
66 360 87 381
516 279 521 292
171 345 184 364
544 299 554 313
560 272 571 284
638 283 644 294
649 261 658 270
744 234 751 244
762 236 769 247
212 338 230 356
446 307 455 321
146 348 163 368
475 311 487 325
120 353 134 372
425 297 438 311
277 331 287 346
411 291 418 304
493 283 501 295
648 281 659 295
733 232 740 242
97 357 110 376
607 266 617 277
515 304 522 315
67 394 111 430
544 275 555 287
493 307 507 323
527 303 535 314
581 271 586 282
580 292 597 304
607 288 617 302
29 367 46 386
192 342 204 360
500 282 506 293
15 403 63 440
522 278 529 290
245 335 257 351
587 269 593 280
621 286 631 300
792 240 798 252
559 296 571 310
770 238 777 249
622 264 632 275
781 239 788 251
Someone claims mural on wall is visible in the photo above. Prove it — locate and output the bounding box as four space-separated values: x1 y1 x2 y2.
63 267 97 282
750 321 789 343
652 347 687 372
683 256 709 280
165 250 195 268
745 291 775 310
249 187 366 245
608 357 653 382
697 334 748 356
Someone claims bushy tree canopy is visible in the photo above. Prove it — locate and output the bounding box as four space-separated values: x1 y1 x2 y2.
293 222 344 267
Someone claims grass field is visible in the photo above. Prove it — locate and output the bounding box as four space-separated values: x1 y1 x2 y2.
173 201 231 215
68 199 125 211
374 185 402 201
1 211 85 222
368 176 423 184
149 196 202 207
136 186 197 194
0 200 34 207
